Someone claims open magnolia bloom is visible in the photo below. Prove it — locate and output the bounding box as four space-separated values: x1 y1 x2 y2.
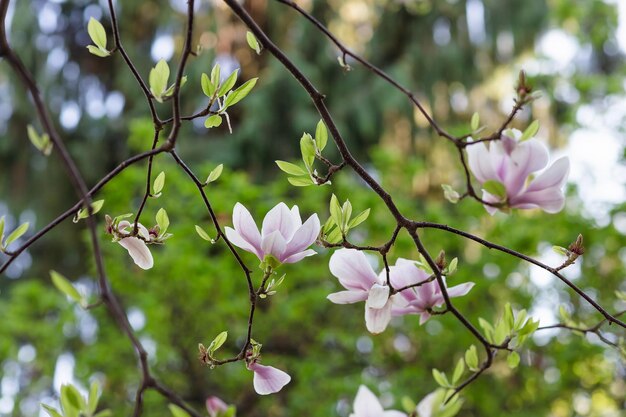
247 361 291 395
390 259 474 324
466 129 570 215
225 202 320 265
327 248 397 334
349 385 407 417
116 220 153 270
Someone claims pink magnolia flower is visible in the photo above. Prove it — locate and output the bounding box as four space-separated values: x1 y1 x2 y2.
225 202 320 265
117 220 153 270
247 362 291 395
390 259 474 324
349 385 407 417
466 129 570 215
206 396 229 417
327 249 397 334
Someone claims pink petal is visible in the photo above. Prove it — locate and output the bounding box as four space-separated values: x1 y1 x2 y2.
282 249 317 264
248 363 291 395
327 290 369 304
206 396 228 417
365 300 392 334
261 203 298 241
261 230 287 260
225 227 262 259
284 214 320 257
353 386 385 417
466 142 497 183
447 282 475 298
290 205 303 228
233 203 262 254
118 237 153 270
329 249 378 292
481 191 500 216
525 157 570 192
366 284 390 309
504 139 549 196
510 188 566 213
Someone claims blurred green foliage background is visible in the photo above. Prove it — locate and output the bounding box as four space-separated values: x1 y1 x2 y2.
0 0 625 416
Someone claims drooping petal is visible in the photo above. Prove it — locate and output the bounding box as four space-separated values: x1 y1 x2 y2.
260 230 287 260
232 203 262 254
261 203 298 241
481 191 501 216
225 226 262 259
447 282 475 298
365 300 393 334
248 363 291 395
327 290 369 304
282 249 317 264
366 283 390 309
329 249 378 292
510 187 566 213
284 214 320 258
118 237 153 270
352 386 385 417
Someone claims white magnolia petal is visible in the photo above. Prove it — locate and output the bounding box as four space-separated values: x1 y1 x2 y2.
481 191 500 216
261 230 287 260
329 249 379 292
353 386 385 417
510 188 566 213
233 203 262 253
285 214 320 256
225 227 261 258
447 282 475 298
282 249 317 264
466 142 496 184
384 411 408 417
261 202 297 241
366 284 390 309
290 205 303 228
249 363 291 395
327 290 369 304
365 301 392 334
415 392 438 417
525 157 570 192
118 237 153 270
504 139 549 197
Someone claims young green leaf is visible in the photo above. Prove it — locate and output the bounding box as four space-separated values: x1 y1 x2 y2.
61 384 86 412
442 184 460 204
87 45 110 57
342 200 352 230
246 31 261 54
452 358 465 383
41 404 64 417
287 177 313 187
446 257 458 275
74 200 105 223
153 171 166 195
87 18 107 50
329 195 343 231
347 208 370 229
206 164 224 183
222 78 257 109
88 380 100 415
276 160 307 176
50 270 83 304
195 225 214 243
210 64 221 91
520 120 540 141
156 208 169 234
208 331 228 354
168 404 191 417
0 216 4 244
432 369 451 388
149 60 170 101
217 69 239 97
205 115 223 128
470 112 480 131
315 120 328 152
464 345 478 370
93 411 113 417
300 133 316 169
507 351 520 368
4 222 29 247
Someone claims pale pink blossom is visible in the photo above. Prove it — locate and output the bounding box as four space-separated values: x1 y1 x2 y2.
466 129 569 214
415 392 437 417
390 259 474 324
247 362 291 395
327 249 396 334
225 202 320 265
117 220 153 270
349 385 407 417
206 396 229 417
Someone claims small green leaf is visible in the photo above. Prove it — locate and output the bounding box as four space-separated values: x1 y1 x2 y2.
206 164 224 183
88 380 100 414
276 160 307 176
195 225 214 242
168 404 192 417
41 404 64 417
446 257 458 275
205 115 223 128
222 78 257 109
149 60 170 101
330 194 342 231
210 64 221 92
74 200 105 223
156 208 170 234
93 411 113 417
520 120 539 141
348 208 370 229
208 331 228 354
61 384 86 413
300 133 316 169
4 222 29 247
552 245 569 256
342 200 352 230
87 18 107 50
201 73 215 97
507 351 520 368
315 120 328 152
246 31 261 54
153 171 165 195
432 369 451 388
452 358 465 383
0 216 5 244
50 270 83 304
464 345 478 370
86 45 110 57
217 69 239 97
482 180 507 200
287 177 313 187
470 112 480 131
442 184 460 204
